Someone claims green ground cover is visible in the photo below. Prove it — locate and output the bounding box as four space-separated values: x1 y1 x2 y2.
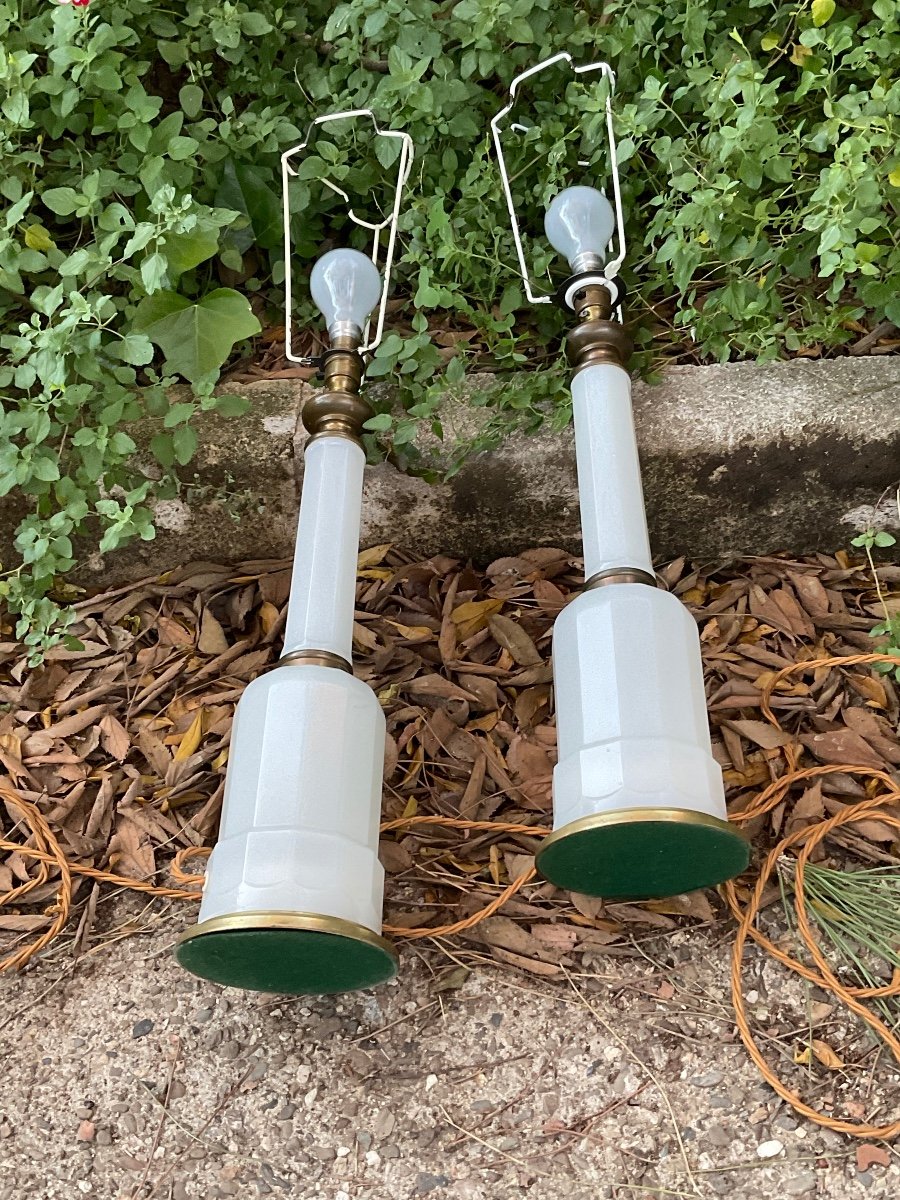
1 0 898 649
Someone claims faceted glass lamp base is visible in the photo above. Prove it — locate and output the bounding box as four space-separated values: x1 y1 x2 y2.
535 808 750 900
175 911 398 995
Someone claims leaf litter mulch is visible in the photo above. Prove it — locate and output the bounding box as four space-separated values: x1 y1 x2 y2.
1 547 899 1137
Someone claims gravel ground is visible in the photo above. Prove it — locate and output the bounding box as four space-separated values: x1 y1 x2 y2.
0 898 897 1200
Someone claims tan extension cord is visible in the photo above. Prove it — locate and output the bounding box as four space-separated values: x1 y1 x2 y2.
1 653 898 1140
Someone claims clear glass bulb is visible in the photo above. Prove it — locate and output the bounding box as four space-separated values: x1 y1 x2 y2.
310 249 382 340
544 186 616 274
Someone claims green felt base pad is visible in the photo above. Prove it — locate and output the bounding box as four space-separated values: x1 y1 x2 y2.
176 926 398 995
535 816 750 900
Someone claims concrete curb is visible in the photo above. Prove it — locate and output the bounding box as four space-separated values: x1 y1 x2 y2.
44 357 900 584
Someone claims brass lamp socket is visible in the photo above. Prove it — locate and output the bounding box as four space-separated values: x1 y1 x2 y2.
302 344 372 446
564 282 632 373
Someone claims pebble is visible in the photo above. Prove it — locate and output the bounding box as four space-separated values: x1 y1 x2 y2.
692 1072 724 1088
277 1104 295 1121
131 1019 153 1039
365 1150 381 1167
756 1139 784 1159
172 1185 190 1200
707 1125 730 1148
310 1146 336 1162
75 1107 93 1119
612 1067 640 1095
382 1144 400 1159
356 1131 372 1150
76 1121 95 1142
783 1172 818 1196
335 1146 351 1158
218 1041 242 1060
96 1129 112 1147
193 1008 214 1024
416 1174 450 1195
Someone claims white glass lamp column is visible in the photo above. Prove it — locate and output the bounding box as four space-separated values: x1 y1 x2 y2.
176 250 398 993
535 188 750 899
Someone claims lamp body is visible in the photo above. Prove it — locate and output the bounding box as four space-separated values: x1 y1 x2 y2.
197 666 386 932
176 433 397 994
283 435 365 661
536 362 749 898
572 362 653 579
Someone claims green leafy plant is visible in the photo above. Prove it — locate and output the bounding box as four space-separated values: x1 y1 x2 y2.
2 0 899 654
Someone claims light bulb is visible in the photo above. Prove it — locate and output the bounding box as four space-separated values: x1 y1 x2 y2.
310 248 382 340
544 186 616 274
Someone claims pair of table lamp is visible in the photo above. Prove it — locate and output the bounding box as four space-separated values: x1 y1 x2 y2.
176 57 749 995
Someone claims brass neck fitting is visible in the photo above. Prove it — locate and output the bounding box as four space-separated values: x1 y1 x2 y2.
301 338 373 447
565 283 631 374
278 648 353 673
584 567 657 591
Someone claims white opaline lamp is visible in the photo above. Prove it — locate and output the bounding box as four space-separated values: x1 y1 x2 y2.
493 57 750 899
538 190 750 898
176 116 414 995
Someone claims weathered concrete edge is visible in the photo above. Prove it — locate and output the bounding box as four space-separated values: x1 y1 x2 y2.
54 356 900 584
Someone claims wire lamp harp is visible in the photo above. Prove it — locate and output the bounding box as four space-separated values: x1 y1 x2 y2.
490 53 626 311
281 108 414 366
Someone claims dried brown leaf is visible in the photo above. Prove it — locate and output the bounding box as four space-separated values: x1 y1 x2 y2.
488 615 542 666
198 608 230 655
800 729 885 769
98 713 130 762
724 719 795 750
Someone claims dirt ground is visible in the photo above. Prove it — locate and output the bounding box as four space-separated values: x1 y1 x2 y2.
1 896 897 1200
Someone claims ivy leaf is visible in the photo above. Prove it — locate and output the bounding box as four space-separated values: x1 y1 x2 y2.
811 0 835 26
162 227 220 276
215 160 282 251
889 168 900 188
132 289 261 383
761 32 780 51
